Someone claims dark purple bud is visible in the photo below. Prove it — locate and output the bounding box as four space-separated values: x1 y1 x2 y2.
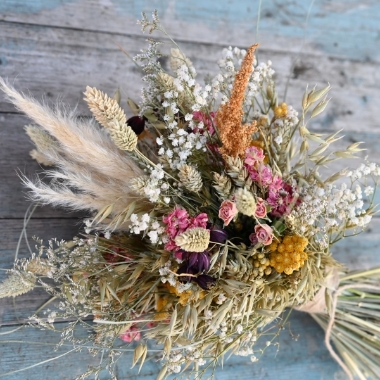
196 252 210 272
210 227 228 244
189 252 199 268
179 250 190 261
194 275 215 290
127 116 145 135
180 251 210 273
177 264 196 283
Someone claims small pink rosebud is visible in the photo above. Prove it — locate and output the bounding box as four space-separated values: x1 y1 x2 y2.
255 197 267 219
254 224 273 245
218 200 238 226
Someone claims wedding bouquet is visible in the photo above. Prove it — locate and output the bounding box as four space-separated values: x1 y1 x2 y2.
1 11 379 380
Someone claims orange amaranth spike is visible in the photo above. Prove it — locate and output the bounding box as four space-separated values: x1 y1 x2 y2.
215 44 259 158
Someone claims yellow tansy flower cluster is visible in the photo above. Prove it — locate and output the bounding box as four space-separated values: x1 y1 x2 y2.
251 252 272 277
268 235 308 275
274 102 288 118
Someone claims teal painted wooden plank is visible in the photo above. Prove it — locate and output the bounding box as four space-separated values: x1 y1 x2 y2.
0 0 380 62
1 21 379 134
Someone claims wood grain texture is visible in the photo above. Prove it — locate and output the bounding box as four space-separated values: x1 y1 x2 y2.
0 21 379 133
0 0 379 379
0 0 379 62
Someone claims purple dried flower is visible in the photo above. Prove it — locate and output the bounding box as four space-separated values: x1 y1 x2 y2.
177 264 196 283
127 116 145 135
210 227 228 244
194 275 215 290
180 251 210 272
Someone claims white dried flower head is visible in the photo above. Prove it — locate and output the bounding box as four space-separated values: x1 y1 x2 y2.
129 176 148 193
83 86 127 128
235 188 256 216
0 271 36 298
175 227 210 252
108 119 138 151
178 164 203 192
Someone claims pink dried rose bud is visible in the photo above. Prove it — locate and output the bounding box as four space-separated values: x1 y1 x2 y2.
255 197 267 218
218 200 238 226
119 324 141 343
254 224 273 245
249 232 259 245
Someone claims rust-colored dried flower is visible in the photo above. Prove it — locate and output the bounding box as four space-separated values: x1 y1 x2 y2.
216 44 259 158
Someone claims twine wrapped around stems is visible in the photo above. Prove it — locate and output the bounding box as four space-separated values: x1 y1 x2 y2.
296 268 380 380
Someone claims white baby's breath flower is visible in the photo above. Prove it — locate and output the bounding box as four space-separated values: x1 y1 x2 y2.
216 293 227 304
148 230 159 244
204 310 213 319
364 186 374 196
274 135 283 145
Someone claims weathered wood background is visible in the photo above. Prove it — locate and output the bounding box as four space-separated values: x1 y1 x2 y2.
0 0 379 379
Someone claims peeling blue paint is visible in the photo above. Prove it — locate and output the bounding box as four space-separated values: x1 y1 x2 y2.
112 0 380 60
1 1 379 60
0 56 7 67
0 0 77 14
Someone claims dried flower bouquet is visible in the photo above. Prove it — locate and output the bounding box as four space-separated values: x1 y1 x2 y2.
1 11 380 380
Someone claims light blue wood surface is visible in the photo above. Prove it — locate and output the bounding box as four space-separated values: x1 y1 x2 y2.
1 1 380 379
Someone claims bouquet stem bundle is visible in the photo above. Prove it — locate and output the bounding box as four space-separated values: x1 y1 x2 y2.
311 268 380 380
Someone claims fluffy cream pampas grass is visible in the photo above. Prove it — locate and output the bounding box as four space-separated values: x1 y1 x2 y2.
0 78 147 229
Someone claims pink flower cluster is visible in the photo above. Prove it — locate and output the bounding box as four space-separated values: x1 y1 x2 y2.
244 146 300 217
193 111 216 135
245 146 273 187
267 182 299 218
163 207 208 252
245 146 265 167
